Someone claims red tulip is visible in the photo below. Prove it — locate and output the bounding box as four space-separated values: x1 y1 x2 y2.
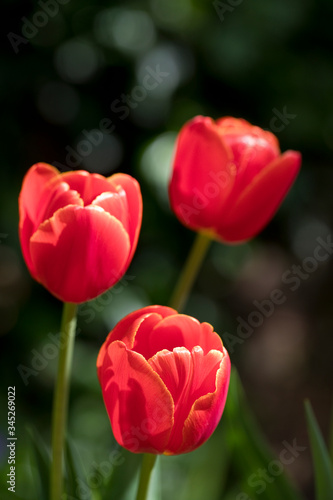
169 116 301 243
97 305 231 455
19 163 142 303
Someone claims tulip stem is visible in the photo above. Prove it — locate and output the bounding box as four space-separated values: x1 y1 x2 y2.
50 302 78 500
136 453 157 500
169 232 212 312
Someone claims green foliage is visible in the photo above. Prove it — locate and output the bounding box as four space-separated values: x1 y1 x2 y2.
305 401 333 500
27 427 50 500
224 368 303 500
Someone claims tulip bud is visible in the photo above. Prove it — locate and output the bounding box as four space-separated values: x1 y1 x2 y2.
97 305 231 455
169 116 301 243
18 163 142 303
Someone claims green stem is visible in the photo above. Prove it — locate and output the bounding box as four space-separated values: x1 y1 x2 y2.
169 232 212 312
135 454 157 500
50 302 78 500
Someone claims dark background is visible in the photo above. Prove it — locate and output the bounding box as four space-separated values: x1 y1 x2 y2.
1 0 333 498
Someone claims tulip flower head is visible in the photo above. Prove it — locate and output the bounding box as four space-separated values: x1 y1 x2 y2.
19 163 142 303
169 116 301 243
97 305 231 455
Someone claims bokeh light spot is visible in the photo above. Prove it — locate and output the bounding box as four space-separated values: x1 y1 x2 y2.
94 8 156 54
136 43 194 98
55 38 101 84
140 132 177 207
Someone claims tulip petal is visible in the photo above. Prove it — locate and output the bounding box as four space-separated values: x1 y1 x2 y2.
97 306 176 374
30 205 130 303
216 116 252 132
22 183 83 278
215 118 280 207
19 163 60 223
101 341 174 454
149 346 226 454
149 315 201 356
200 322 226 352
179 347 230 454
216 117 280 153
132 313 170 359
97 306 177 371
19 163 61 276
38 182 84 226
109 174 143 267
98 314 161 375
92 191 129 230
148 315 223 358
216 151 301 242
61 171 118 205
225 134 279 195
169 116 235 231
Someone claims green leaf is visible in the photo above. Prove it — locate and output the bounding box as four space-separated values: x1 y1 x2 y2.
101 448 141 500
224 368 303 500
26 426 51 500
65 437 93 500
305 400 333 500
174 424 230 500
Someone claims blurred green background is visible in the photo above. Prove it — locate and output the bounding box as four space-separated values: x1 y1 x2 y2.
1 0 333 498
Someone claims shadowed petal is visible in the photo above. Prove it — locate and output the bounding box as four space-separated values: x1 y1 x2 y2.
148 315 223 358
19 163 60 224
92 191 129 230
101 341 174 454
148 347 192 409
149 346 226 454
224 133 279 195
61 171 118 206
176 347 230 454
96 306 176 373
19 163 61 276
38 182 84 227
169 116 235 230
149 315 201 356
20 182 83 278
216 151 301 242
